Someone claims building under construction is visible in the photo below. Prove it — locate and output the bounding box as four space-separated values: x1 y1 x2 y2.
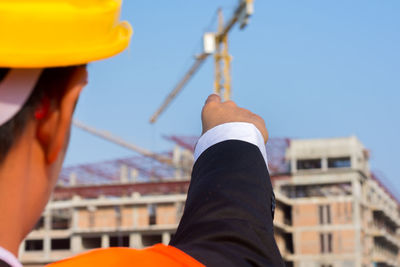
19 136 400 267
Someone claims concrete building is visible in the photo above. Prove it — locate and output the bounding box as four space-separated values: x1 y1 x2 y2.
19 137 400 267
274 136 400 267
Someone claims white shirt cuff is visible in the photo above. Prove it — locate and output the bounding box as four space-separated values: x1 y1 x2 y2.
194 122 268 169
0 246 22 267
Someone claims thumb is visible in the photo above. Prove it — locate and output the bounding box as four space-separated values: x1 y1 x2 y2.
205 94 221 105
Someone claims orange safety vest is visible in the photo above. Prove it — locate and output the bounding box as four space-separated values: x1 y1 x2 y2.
46 244 204 267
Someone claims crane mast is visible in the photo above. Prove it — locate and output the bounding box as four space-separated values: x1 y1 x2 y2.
150 0 254 123
214 8 232 101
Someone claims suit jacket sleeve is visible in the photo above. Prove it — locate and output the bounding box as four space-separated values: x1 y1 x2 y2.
0 260 11 267
169 140 285 267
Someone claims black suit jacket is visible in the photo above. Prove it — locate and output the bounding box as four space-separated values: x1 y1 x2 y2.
0 259 11 267
170 140 285 266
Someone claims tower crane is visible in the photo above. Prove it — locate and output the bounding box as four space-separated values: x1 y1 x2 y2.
149 0 254 124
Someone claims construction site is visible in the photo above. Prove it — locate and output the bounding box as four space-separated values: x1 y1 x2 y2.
10 1 399 266
17 136 400 267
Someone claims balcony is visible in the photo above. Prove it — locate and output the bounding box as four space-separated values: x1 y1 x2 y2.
372 247 398 267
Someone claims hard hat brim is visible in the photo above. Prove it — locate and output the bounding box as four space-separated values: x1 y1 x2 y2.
0 22 132 68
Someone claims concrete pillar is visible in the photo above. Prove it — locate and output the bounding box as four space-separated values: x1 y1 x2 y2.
101 235 110 248
172 146 181 165
72 210 79 231
321 157 328 171
71 235 82 253
69 173 77 186
182 149 194 177
162 232 171 245
71 204 79 231
18 241 24 257
130 233 142 249
175 202 184 223
351 153 358 171
173 146 183 180
290 157 297 173
43 210 51 260
352 178 362 267
120 165 128 184
131 169 139 183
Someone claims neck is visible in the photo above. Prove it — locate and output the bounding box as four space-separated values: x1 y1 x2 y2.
0 125 48 257
0 147 30 256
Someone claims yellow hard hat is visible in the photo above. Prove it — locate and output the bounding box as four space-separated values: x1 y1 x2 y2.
0 0 133 68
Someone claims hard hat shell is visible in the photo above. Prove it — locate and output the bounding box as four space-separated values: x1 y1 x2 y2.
0 0 133 68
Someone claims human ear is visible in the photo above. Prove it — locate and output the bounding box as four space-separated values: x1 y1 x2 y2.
36 67 87 164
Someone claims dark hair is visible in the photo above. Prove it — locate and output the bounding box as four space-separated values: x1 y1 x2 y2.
0 66 80 164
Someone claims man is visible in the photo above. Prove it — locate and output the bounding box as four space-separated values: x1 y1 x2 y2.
0 1 283 266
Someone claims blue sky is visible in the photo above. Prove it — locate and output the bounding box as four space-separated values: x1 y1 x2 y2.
66 1 400 192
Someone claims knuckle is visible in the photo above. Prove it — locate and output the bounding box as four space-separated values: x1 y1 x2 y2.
203 101 217 112
224 100 237 107
252 115 267 132
239 107 251 115
206 101 218 107
254 114 265 124
251 113 261 121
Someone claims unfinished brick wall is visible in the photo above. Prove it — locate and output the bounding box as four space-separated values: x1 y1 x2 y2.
293 204 319 226
78 209 89 229
297 231 319 254
332 202 353 224
333 230 355 253
95 207 116 228
136 205 149 227
121 206 133 227
156 203 176 225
